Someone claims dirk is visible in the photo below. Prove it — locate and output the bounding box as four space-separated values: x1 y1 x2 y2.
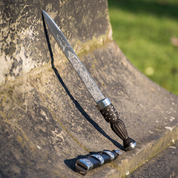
42 10 136 151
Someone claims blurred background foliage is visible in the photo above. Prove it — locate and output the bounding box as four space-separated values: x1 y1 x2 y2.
108 0 178 95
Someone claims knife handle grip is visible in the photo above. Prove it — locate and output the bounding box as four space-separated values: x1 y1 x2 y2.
97 99 136 151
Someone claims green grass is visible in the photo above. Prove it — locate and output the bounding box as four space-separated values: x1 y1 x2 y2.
108 0 178 95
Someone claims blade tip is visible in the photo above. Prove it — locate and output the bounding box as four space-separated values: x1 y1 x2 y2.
42 9 46 15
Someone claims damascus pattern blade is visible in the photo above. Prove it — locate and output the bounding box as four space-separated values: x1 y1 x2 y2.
42 10 105 104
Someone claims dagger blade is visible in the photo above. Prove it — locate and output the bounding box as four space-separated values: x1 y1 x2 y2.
42 10 105 104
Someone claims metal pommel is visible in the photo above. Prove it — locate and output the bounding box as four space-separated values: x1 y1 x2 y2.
96 98 111 110
124 137 137 151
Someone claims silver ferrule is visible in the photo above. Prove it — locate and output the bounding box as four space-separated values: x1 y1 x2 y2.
103 150 115 160
75 158 93 174
96 98 111 110
91 154 104 165
113 149 122 155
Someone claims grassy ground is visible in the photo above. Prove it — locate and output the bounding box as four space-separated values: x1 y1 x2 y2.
108 0 178 95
